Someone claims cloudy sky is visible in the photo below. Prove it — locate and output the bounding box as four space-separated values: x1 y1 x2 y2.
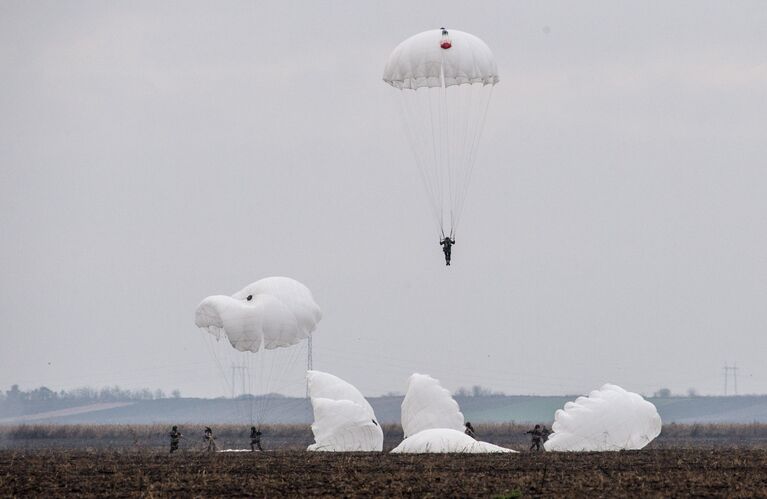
2 1 766 398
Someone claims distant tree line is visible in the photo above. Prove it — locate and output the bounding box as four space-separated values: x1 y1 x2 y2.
0 385 181 403
654 388 701 398
454 385 506 397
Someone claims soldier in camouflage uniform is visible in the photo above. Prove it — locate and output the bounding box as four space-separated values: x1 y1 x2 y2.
169 426 182 453
203 426 217 452
541 425 551 443
250 426 263 452
526 424 544 451
440 237 456 266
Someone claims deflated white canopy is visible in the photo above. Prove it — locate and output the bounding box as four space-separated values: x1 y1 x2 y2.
545 384 662 452
383 29 499 90
401 373 464 438
391 428 514 454
307 370 383 452
195 277 321 352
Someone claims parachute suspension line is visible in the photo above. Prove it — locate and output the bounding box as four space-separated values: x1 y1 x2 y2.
397 95 440 233
452 84 494 235
202 332 234 401
202 333 254 423
249 355 254 420
259 347 283 424
427 86 446 233
414 91 444 233
255 340 308 425
275 340 310 414
253 347 267 425
449 84 472 236
410 91 436 205
460 84 494 228
451 82 469 236
439 54 454 237
259 344 281 424
424 86 444 239
452 82 476 236
204 334 239 422
256 345 275 424
263 341 308 425
278 341 312 424
396 92 443 235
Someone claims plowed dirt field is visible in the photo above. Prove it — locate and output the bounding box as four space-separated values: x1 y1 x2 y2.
2 449 766 497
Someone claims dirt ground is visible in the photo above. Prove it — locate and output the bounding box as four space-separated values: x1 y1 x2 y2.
2 449 767 497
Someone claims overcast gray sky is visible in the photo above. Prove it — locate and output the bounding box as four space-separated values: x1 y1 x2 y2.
2 1 766 398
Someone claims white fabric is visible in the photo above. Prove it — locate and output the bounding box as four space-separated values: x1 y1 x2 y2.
382 29 498 236
307 370 383 452
391 428 514 454
195 277 321 352
400 373 464 438
545 384 662 452
383 29 499 90
307 370 376 416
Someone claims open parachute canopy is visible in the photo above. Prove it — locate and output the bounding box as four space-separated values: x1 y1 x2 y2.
545 384 662 452
383 29 499 90
195 276 321 352
383 28 499 237
194 277 321 425
306 370 383 452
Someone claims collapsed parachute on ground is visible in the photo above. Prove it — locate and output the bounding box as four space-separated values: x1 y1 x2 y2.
195 276 322 352
544 384 662 452
401 373 465 438
396 374 514 453
306 370 383 452
391 428 514 454
194 277 321 424
383 28 499 238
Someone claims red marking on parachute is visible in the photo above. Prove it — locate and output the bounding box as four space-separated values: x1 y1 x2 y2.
441 41 452 49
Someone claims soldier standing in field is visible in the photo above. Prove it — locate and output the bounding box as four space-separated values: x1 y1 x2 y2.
526 424 544 451
203 426 217 452
250 426 263 452
169 426 183 453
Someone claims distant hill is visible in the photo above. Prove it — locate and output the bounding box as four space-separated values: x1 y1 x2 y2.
3 395 767 425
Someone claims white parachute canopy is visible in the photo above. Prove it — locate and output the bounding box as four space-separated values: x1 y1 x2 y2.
383 28 499 237
195 276 322 352
544 384 662 452
401 373 464 438
383 29 499 90
194 277 321 424
306 370 383 452
391 428 514 454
